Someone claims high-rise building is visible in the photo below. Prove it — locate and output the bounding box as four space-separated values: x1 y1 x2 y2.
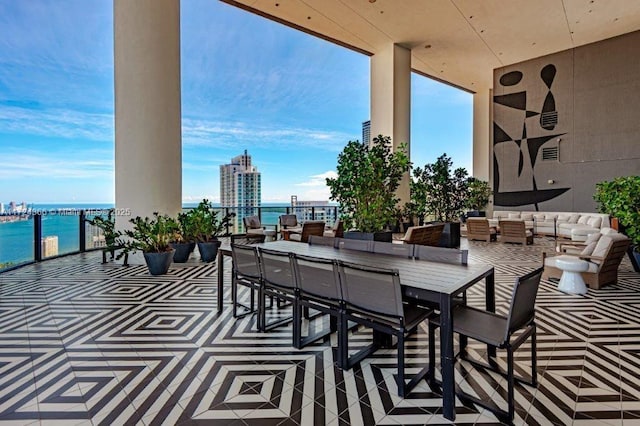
362 120 371 145
220 150 261 232
41 236 59 258
290 195 337 225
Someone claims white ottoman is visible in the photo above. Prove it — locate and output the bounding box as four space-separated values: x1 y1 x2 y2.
571 227 600 242
263 229 277 242
554 255 589 295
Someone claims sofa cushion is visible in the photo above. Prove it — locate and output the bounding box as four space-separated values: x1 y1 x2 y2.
569 214 580 223
580 242 598 256
585 232 602 244
591 236 613 260
587 217 602 228
578 215 590 225
521 213 533 221
508 213 520 219
545 214 558 221
533 213 545 222
557 214 570 222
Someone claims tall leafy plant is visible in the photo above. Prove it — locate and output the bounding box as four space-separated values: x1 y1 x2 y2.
593 175 640 249
190 199 234 242
118 212 178 256
412 153 469 222
326 135 411 233
465 178 492 211
86 209 122 251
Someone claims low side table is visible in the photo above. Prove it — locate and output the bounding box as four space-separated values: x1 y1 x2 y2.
555 255 589 295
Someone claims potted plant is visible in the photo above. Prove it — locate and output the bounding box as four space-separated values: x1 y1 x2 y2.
412 153 469 248
190 199 234 262
86 209 124 263
593 175 640 272
464 178 492 221
326 135 411 242
118 212 178 275
170 211 198 263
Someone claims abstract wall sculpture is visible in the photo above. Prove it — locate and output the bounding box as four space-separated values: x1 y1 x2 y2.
493 64 570 209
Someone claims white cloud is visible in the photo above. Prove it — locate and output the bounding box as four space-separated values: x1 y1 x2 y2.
295 171 338 187
0 151 113 179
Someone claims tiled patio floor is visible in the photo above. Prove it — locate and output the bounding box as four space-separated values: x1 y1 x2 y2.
0 236 639 425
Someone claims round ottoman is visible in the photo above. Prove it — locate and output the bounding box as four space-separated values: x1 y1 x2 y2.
571 227 600 242
263 229 277 242
554 255 589 295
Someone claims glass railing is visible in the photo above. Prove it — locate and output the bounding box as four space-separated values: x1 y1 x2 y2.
0 205 339 272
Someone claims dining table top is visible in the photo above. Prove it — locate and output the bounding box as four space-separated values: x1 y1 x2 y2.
250 240 494 296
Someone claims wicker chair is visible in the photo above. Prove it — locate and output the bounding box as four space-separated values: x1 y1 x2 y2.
466 218 497 242
499 220 533 245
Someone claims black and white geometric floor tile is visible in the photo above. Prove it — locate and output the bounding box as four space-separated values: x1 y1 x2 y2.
1 238 639 425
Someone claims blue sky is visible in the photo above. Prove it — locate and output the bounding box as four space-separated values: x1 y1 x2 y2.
0 0 472 204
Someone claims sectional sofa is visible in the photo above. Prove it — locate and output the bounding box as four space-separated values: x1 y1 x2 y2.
488 211 610 241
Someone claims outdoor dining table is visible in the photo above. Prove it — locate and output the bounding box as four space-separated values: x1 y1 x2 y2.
216 239 495 422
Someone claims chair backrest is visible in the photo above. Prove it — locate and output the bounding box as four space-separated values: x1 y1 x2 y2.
231 243 261 280
243 215 262 230
231 233 266 245
403 224 445 246
504 267 543 341
372 241 414 258
499 220 526 237
414 245 468 265
336 238 373 252
258 248 296 290
339 261 404 318
300 221 326 243
333 220 344 238
467 218 490 234
593 235 630 272
293 254 341 302
308 235 337 247
279 214 298 228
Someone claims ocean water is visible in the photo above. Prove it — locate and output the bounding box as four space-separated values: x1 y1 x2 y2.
0 203 326 267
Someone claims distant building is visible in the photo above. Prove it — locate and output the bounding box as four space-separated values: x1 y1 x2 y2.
362 120 371 145
290 196 337 225
220 150 261 232
41 236 59 258
0 203 4 214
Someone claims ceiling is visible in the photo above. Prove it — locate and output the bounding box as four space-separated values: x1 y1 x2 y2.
221 0 640 92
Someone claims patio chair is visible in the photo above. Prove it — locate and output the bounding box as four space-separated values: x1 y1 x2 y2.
543 232 630 289
289 221 326 243
308 235 337 247
335 238 373 252
466 218 497 242
291 254 341 351
372 241 414 258
428 267 544 424
230 244 262 322
499 220 533 245
338 261 433 397
279 214 300 231
230 233 266 245
257 247 297 332
243 215 277 239
401 224 445 246
323 219 344 238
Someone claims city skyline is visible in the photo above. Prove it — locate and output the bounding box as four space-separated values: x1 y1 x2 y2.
0 0 472 204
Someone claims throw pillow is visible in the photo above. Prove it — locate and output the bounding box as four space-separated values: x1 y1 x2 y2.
578 215 590 224
521 213 533 221
587 217 602 228
533 213 545 222
580 242 598 256
557 214 570 222
569 214 580 223
508 213 520 219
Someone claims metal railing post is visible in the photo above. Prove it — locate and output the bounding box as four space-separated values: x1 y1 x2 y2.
225 207 230 235
311 207 316 220
79 210 86 252
34 214 42 262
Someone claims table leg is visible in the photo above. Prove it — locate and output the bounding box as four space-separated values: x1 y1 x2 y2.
217 250 224 312
485 270 496 358
440 294 456 421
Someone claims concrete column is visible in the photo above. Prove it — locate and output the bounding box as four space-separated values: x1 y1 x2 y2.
370 44 411 203
472 89 492 180
114 0 182 230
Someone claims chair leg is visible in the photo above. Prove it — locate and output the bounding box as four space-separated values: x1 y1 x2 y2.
232 277 238 318
531 324 538 386
293 301 302 348
507 346 515 424
397 332 405 398
338 315 348 369
427 322 436 383
258 286 266 331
